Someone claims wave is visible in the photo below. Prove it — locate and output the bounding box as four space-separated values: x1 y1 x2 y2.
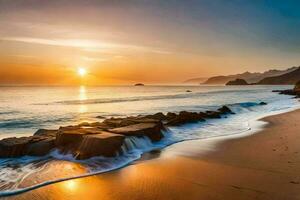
0 97 298 196
42 92 206 105
0 116 73 129
41 89 261 106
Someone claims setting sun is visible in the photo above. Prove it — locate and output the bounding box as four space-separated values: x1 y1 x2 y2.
78 67 87 77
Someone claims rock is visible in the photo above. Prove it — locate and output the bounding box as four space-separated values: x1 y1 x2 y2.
205 111 221 119
96 116 106 119
273 87 299 97
0 135 55 157
275 89 295 95
76 132 125 159
218 106 235 114
226 79 249 85
294 80 300 93
186 90 192 92
142 112 167 121
134 83 144 86
34 129 57 137
166 111 205 126
109 122 165 142
0 137 32 157
103 117 161 128
78 122 91 127
166 112 177 120
259 102 267 105
55 127 104 150
273 80 300 98
102 118 124 128
26 138 55 156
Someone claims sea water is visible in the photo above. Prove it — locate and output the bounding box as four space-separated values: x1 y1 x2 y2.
0 85 298 195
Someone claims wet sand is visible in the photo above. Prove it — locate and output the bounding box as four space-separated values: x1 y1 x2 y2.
4 109 300 200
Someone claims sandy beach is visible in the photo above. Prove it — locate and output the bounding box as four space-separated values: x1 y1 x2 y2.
3 108 300 200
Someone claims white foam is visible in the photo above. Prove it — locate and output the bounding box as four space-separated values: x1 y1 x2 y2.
0 91 299 196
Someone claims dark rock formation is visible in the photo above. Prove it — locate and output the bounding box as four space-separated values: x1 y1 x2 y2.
205 111 221 119
0 105 236 159
273 81 300 98
259 102 267 105
109 122 165 142
294 81 300 93
166 112 177 120
26 137 55 156
55 127 104 150
186 90 192 92
226 79 249 86
34 129 57 137
142 112 167 121
134 83 144 86
166 111 205 126
76 132 125 159
0 135 56 158
218 106 235 114
0 137 33 157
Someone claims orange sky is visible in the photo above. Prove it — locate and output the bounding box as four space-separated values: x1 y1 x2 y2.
1 1 300 85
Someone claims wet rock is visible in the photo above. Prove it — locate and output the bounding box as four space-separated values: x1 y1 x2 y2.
103 117 161 128
272 90 300 97
0 137 32 157
109 122 165 142
166 111 205 126
143 112 167 121
166 112 177 120
259 102 267 105
55 127 104 150
76 132 125 159
34 129 57 137
218 106 235 114
205 111 221 119
0 135 55 157
26 138 55 156
102 118 124 128
0 105 238 159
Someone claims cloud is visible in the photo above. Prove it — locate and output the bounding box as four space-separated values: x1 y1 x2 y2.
1 36 172 55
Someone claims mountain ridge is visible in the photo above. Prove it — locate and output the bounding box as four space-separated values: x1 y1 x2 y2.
185 66 298 85
256 67 300 85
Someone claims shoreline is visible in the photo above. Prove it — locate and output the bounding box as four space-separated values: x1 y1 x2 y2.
3 107 300 199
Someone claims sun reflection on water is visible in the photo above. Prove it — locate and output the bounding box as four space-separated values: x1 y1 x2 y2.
78 86 88 113
79 86 87 101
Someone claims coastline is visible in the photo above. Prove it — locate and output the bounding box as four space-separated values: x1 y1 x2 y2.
3 107 300 199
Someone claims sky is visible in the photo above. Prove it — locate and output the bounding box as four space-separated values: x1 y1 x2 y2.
1 0 300 85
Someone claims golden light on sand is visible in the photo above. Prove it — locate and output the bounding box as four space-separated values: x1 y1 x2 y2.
78 67 87 77
64 180 78 191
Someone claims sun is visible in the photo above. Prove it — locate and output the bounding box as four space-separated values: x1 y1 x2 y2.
77 67 87 77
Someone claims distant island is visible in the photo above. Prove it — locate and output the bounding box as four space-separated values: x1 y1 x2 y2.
226 79 249 85
134 83 145 86
184 66 298 85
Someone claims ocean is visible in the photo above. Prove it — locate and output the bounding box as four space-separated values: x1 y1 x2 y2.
0 85 298 195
